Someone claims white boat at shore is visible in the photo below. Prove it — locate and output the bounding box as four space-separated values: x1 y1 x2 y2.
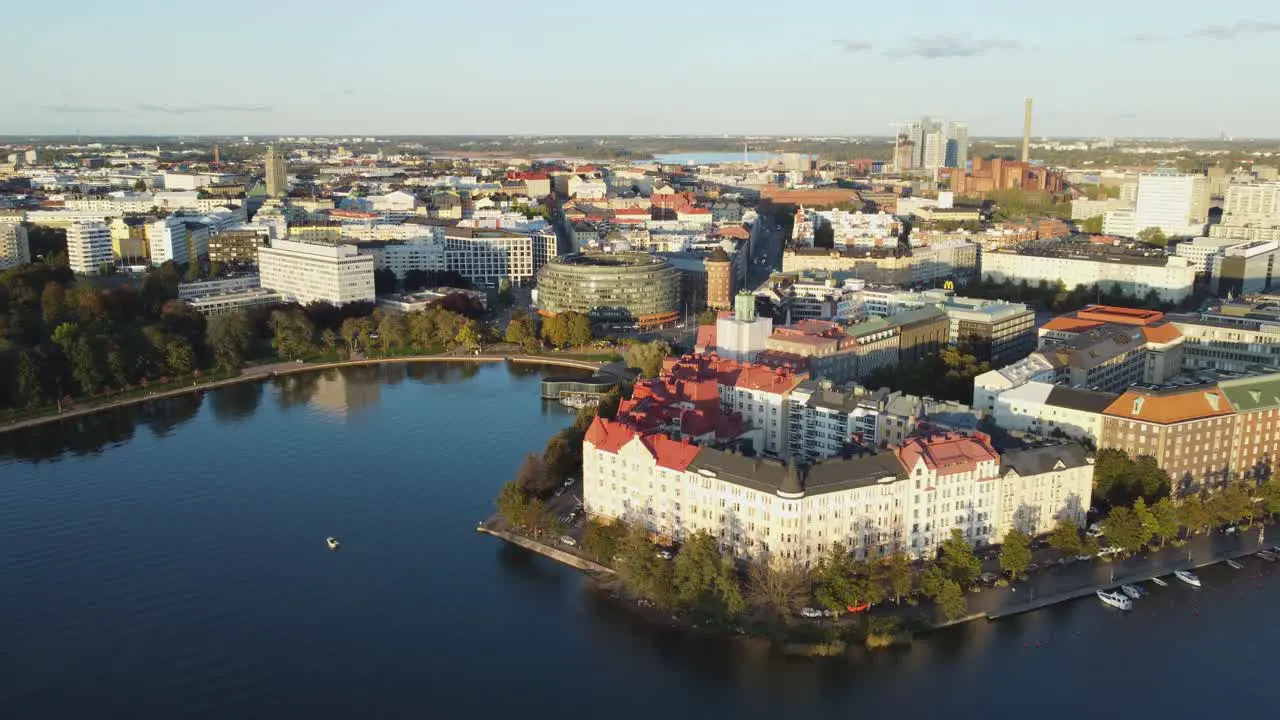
1174 569 1201 587
1120 584 1144 599
1150 576 1168 587
1097 590 1133 610
1257 550 1276 562
1226 558 1243 570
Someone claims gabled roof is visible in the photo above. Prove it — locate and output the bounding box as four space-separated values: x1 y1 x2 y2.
895 433 999 475
1103 387 1235 424
584 416 635 453
1001 443 1092 476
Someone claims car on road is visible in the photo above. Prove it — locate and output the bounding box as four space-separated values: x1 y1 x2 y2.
979 572 998 585
559 535 577 547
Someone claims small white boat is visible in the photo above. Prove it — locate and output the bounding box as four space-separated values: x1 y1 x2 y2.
1150 576 1169 587
1174 570 1201 587
1097 590 1133 610
1257 550 1276 562
1226 558 1243 570
326 536 340 550
1120 584 1144 599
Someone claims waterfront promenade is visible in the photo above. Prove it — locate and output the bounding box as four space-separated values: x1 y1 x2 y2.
0 353 607 436
965 525 1272 621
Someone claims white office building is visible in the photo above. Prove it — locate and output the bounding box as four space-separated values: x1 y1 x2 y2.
1113 170 1210 238
66 221 114 275
981 250 1196 302
712 292 773 362
444 226 558 286
258 239 375 306
0 220 31 269
358 237 448 279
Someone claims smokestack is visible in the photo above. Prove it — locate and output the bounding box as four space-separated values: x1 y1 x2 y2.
1021 98 1032 163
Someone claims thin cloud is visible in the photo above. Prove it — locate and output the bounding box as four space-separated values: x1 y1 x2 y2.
1128 33 1166 44
1187 19 1280 40
835 39 873 54
135 103 274 114
893 34 1019 60
45 104 120 113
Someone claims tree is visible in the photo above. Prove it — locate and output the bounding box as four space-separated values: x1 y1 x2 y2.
696 308 718 325
812 542 854 617
746 559 809 619
320 328 339 355
1047 519 1084 557
402 269 431 292
504 312 541 353
1133 497 1157 546
1177 494 1211 537
206 313 253 372
624 340 670 378
919 565 947 600
269 309 316 361
565 311 593 348
1149 497 1179 547
209 260 227 278
41 282 66 326
878 551 913 604
541 313 570 349
935 579 969 622
455 320 482 352
1137 226 1168 248
496 480 531 527
542 432 578 488
1081 215 1103 234
999 528 1032 580
12 350 45 408
497 278 513 308
939 528 981 587
513 452 549 495
376 312 407 354
1102 505 1146 555
673 531 744 619
165 338 196 374
133 178 148 191
1260 478 1280 518
616 523 676 608
581 519 627 564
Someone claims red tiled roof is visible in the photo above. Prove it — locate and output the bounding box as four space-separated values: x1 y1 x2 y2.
695 324 716 351
640 434 700 470
584 416 636 453
1141 323 1182 344
895 433 999 476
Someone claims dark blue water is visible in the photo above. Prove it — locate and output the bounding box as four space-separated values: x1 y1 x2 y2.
2 362 1277 718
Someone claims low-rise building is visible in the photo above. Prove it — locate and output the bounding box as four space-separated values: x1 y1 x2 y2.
982 245 1196 302
992 381 1117 444
1170 302 1280 372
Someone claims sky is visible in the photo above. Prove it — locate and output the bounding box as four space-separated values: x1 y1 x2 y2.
3 0 1278 138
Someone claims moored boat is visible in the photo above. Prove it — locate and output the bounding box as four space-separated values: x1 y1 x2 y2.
1097 590 1133 610
1120 584 1143 599
1257 550 1276 561
1149 576 1168 587
1174 569 1201 587
1226 558 1243 569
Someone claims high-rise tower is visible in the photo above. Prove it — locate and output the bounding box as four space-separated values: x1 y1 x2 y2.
265 146 288 198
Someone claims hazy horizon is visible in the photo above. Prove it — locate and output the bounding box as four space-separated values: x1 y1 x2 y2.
4 0 1278 138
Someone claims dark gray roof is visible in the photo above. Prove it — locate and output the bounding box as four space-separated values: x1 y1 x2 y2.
687 448 905 497
1000 443 1092 476
885 305 947 328
1046 386 1119 413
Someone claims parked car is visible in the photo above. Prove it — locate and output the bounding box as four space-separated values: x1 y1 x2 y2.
655 550 673 560
799 607 824 619
559 535 577 547
979 572 998 585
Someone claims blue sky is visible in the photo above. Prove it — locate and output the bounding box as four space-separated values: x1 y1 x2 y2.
3 0 1277 137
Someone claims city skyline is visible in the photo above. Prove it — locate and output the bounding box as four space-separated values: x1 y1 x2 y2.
4 1 1278 138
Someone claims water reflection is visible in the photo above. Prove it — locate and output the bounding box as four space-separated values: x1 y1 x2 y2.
0 361 590 463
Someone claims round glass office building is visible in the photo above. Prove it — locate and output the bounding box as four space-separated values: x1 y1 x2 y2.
537 252 681 328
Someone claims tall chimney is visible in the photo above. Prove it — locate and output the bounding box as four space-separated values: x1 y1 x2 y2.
1021 98 1032 163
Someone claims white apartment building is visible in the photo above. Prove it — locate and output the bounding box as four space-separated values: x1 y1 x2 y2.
717 366 804 457
1221 182 1280 227
65 221 114 275
443 226 557 286
358 237 448 279
583 422 1092 563
1175 236 1241 275
981 250 1196 302
147 217 190 266
257 239 375 306
973 353 1057 413
991 382 1114 444
712 293 773 362
1106 170 1209 238
0 220 31 269
786 380 884 461
791 208 900 250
